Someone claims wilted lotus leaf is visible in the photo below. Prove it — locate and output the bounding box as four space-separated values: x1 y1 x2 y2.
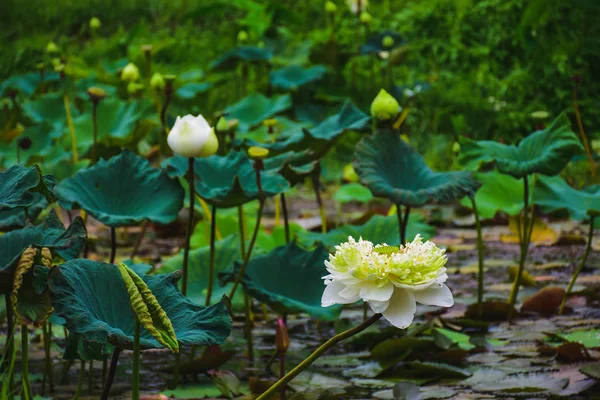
210 46 273 71
270 65 327 91
235 100 370 160
0 164 55 211
47 259 232 350
355 132 480 207
459 113 583 178
163 151 288 208
0 210 86 293
225 94 292 132
56 150 184 227
116 262 179 353
222 242 342 320
535 175 600 219
298 214 434 250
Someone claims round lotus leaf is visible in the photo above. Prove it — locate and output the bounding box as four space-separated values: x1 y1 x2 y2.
0 71 60 97
0 164 55 212
176 82 212 100
225 94 292 132
270 65 327 91
0 123 56 168
56 150 184 227
22 93 75 138
224 242 342 320
459 113 583 178
535 175 600 220
210 46 273 71
162 151 288 208
354 132 480 207
46 259 232 350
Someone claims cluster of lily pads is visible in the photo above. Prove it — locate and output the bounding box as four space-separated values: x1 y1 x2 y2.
1 3 598 399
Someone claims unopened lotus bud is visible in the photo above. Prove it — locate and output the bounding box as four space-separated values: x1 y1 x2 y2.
150 72 166 90
87 87 107 102
359 11 372 24
89 17 101 30
382 35 395 48
216 116 229 132
325 1 338 13
275 318 290 353
237 30 249 43
121 63 140 82
46 42 60 54
370 89 400 121
127 81 144 94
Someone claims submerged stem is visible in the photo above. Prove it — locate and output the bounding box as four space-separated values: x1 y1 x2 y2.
182 157 195 296
255 314 382 400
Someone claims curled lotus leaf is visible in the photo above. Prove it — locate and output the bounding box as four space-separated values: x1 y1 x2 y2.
11 247 54 327
535 175 600 219
56 150 184 227
0 164 55 212
354 132 480 207
162 151 289 208
116 262 179 353
459 113 583 178
0 192 50 232
222 242 342 320
46 259 232 351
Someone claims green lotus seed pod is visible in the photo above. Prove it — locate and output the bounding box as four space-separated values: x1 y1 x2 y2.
87 87 107 101
150 72 166 90
46 42 60 54
359 11 372 24
325 1 338 13
370 89 400 121
216 116 229 132
530 110 549 119
452 142 461 153
262 118 278 128
237 30 249 43
89 17 101 30
248 146 269 160
382 35 395 48
121 62 140 82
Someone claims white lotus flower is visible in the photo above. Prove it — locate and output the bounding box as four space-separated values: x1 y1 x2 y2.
167 114 219 158
321 235 453 329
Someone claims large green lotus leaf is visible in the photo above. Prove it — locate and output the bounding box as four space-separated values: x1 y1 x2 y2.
459 113 583 178
70 98 146 154
0 192 49 231
210 46 273 71
176 82 212 100
0 164 55 211
56 150 184 227
0 123 56 167
0 72 60 97
225 94 292 132
535 175 600 220
270 65 326 91
162 151 288 208
0 210 86 293
263 150 320 186
46 259 232 350
22 93 75 137
355 132 480 207
158 235 244 310
360 31 404 55
224 242 342 320
235 100 370 160
63 332 113 361
298 214 435 250
459 171 528 219
38 148 91 182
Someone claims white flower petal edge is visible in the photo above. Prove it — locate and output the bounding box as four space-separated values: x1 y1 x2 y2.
168 114 218 158
382 289 416 329
413 284 454 307
322 280 359 306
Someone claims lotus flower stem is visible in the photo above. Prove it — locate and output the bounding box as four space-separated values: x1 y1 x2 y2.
91 98 99 164
312 174 327 234
159 81 173 156
20 325 32 400
206 205 217 306
109 227 117 264
130 221 148 259
132 319 141 400
244 292 255 366
279 350 286 400
396 205 411 245
101 356 107 387
229 200 265 299
87 360 94 394
281 193 290 243
3 293 14 389
559 216 595 315
573 81 597 180
238 205 246 258
1 323 17 399
255 314 382 400
61 74 78 164
100 348 121 400
41 321 54 394
470 196 485 314
73 360 85 400
182 157 195 296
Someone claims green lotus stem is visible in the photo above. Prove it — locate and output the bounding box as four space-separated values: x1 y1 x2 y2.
171 352 181 389
110 227 117 264
91 98 99 164
559 216 595 315
59 359 74 385
206 205 217 306
3 293 14 391
2 314 17 397
159 82 173 156
130 221 148 259
471 196 485 314
396 205 410 245
244 292 255 366
279 349 286 400
182 157 195 296
101 356 107 386
88 360 94 394
255 314 382 400
100 348 121 400
132 319 141 400
73 360 85 400
238 205 246 258
229 200 265 299
312 174 327 234
62 76 78 164
21 325 32 400
42 321 54 394
281 193 290 243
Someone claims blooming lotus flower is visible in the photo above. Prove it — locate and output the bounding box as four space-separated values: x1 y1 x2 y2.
168 114 219 158
321 235 453 329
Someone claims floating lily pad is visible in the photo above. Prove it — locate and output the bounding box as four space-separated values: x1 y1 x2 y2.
298 214 435 249
158 235 244 309
176 82 213 100
0 211 86 293
535 175 600 220
163 151 288 208
225 94 292 132
270 65 326 91
56 150 184 227
223 242 342 320
46 259 232 350
0 164 55 211
464 369 568 396
355 132 480 207
210 46 273 71
459 113 583 178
